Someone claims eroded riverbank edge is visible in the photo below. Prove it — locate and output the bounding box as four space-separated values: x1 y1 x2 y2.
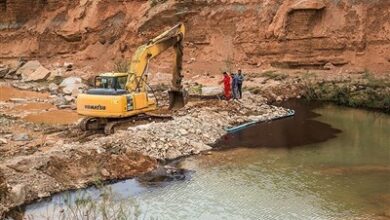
0 93 292 218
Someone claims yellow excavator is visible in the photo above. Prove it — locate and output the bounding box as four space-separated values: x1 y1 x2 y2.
76 23 187 134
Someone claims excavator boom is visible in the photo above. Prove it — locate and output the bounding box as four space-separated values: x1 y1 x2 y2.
126 23 187 109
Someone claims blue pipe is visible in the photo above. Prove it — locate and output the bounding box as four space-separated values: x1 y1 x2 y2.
225 110 295 133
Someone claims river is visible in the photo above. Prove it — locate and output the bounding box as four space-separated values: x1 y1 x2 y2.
23 101 390 219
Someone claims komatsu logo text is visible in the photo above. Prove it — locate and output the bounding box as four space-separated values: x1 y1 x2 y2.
85 105 106 110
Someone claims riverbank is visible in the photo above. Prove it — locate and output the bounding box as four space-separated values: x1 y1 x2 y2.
0 80 290 217
243 70 390 113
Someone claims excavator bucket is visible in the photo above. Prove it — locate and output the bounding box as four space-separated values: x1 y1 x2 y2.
168 90 188 110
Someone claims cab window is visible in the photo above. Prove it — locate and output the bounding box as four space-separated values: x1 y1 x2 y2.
96 77 115 89
117 76 127 90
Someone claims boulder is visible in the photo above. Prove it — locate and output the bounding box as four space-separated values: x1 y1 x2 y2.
59 77 86 95
9 184 26 206
64 62 74 71
17 60 51 82
47 68 64 82
11 82 33 90
48 83 59 93
52 96 67 106
0 138 7 145
100 168 110 177
64 95 74 103
324 62 336 70
201 86 223 96
166 148 182 160
71 87 81 97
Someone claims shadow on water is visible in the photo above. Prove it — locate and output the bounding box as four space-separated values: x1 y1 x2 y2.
215 100 342 149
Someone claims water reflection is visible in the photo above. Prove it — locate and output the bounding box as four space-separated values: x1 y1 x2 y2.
216 100 341 149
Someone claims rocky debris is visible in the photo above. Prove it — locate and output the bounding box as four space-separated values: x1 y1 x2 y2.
47 68 64 82
17 61 51 82
51 95 67 106
64 95 74 103
9 184 27 207
2 60 26 80
0 67 9 78
324 62 336 70
64 62 74 71
57 104 74 109
0 138 7 145
48 83 59 93
12 133 31 141
11 82 34 90
59 77 86 95
98 96 289 160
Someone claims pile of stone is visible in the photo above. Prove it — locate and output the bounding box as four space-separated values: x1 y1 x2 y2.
1 60 87 109
0 60 50 81
89 95 290 160
49 76 87 109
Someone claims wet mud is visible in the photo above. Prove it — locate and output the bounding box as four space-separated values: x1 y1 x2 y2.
23 110 81 125
215 100 341 149
0 86 48 101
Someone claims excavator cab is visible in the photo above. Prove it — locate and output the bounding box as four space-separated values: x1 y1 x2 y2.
86 73 128 96
95 75 127 90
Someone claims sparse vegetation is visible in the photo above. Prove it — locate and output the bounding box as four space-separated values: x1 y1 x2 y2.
24 187 142 220
261 71 288 81
302 79 390 113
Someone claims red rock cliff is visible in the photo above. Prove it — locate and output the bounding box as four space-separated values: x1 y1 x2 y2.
0 0 389 73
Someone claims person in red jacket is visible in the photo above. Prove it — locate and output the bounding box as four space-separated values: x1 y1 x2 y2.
220 72 231 100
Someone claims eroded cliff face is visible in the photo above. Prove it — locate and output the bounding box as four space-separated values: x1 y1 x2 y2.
0 0 389 73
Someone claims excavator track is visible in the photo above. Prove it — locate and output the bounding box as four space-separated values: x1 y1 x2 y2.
79 113 173 135
79 117 107 131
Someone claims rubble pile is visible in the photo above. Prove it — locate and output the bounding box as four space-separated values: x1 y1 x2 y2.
90 95 289 160
0 60 87 109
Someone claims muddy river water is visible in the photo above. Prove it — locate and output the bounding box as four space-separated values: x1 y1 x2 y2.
24 102 390 219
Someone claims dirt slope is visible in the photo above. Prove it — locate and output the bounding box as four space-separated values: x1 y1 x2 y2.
0 0 389 73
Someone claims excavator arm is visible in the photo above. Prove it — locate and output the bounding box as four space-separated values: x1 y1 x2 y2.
126 23 186 109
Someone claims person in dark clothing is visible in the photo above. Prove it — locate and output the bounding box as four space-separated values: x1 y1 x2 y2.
230 72 238 100
236 69 244 99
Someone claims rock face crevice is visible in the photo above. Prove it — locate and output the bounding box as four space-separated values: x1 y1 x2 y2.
0 0 389 73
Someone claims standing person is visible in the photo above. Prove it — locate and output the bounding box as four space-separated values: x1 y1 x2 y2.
237 69 244 99
219 72 231 100
230 72 238 100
